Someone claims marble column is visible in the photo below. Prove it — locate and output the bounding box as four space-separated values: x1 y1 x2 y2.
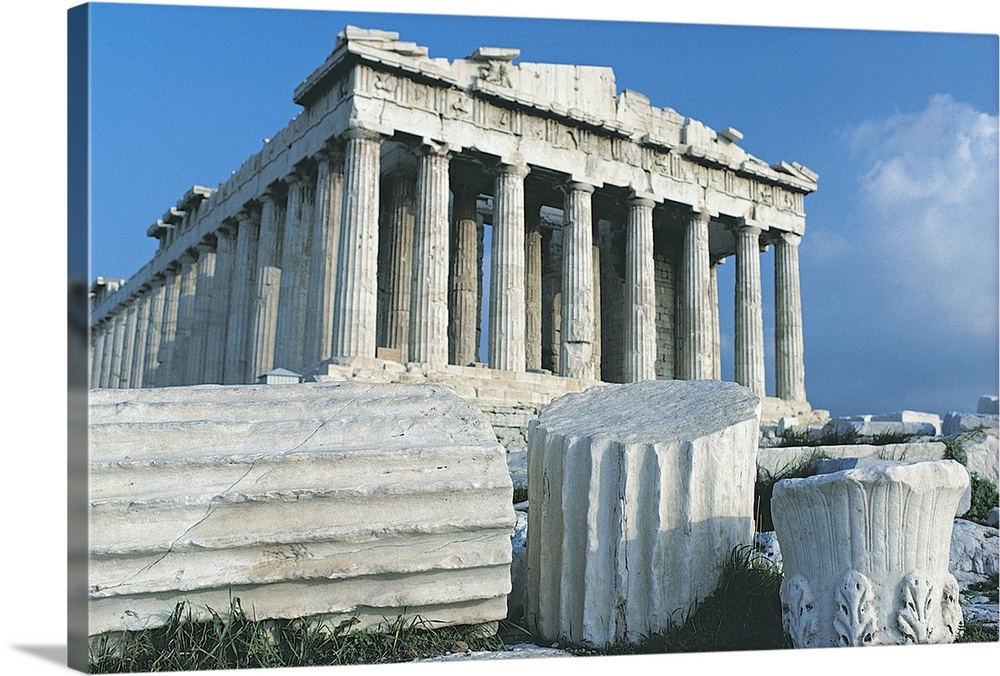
488 162 529 372
142 274 167 388
205 227 235 384
679 209 712 380
90 321 107 388
250 191 284 380
384 169 416 361
524 198 543 372
275 171 313 371
107 310 126 388
408 141 451 366
171 249 199 384
224 210 259 384
734 222 766 397
119 299 139 389
332 127 382 360
449 181 480 367
128 287 151 388
559 181 596 379
624 195 657 382
186 240 217 384
155 262 183 387
710 256 724 380
774 231 807 402
303 146 344 365
592 242 602 380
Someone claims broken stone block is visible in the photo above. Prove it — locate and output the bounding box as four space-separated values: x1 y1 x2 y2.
977 395 999 415
772 460 969 647
943 411 1000 436
871 411 943 436
88 382 515 638
525 380 760 647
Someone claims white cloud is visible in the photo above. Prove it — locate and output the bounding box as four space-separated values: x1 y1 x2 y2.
848 94 999 337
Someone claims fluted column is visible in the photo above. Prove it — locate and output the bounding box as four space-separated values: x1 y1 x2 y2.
524 197 543 371
559 181 595 379
186 240 217 384
449 182 480 366
304 146 344 364
142 274 167 387
679 209 712 380
275 170 314 371
592 242 602 380
488 162 529 371
332 127 382 359
250 191 284 380
383 170 416 360
129 287 152 388
734 222 766 397
223 210 258 384
155 262 182 387
107 310 127 388
118 300 139 388
170 249 199 384
710 256 723 380
90 322 107 388
205 228 235 384
774 231 807 402
408 141 451 366
624 195 657 382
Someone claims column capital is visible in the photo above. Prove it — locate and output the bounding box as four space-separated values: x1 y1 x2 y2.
774 230 802 247
734 219 762 236
341 126 384 144
562 180 595 195
493 160 530 178
688 207 714 224
627 193 656 210
416 138 456 158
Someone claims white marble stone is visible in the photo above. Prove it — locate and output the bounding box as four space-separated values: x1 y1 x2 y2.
526 380 760 647
871 410 943 436
943 411 1000 436
977 395 999 415
772 460 969 647
88 382 515 637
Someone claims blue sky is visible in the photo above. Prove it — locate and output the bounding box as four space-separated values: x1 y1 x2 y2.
84 1 999 418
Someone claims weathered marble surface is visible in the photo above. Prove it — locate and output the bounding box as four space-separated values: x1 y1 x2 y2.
978 395 999 415
943 411 1000 436
88 382 515 637
772 460 969 647
756 442 947 479
526 380 760 647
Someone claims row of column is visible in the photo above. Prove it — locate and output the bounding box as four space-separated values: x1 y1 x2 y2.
91 126 807 403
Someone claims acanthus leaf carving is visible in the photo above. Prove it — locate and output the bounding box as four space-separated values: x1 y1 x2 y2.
940 574 963 643
833 570 879 647
897 571 935 643
781 574 818 648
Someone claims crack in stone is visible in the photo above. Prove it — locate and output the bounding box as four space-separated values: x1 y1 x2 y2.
103 385 377 592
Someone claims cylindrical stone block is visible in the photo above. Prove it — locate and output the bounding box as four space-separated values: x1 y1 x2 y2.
224 211 259 384
303 147 344 365
774 231 807 402
409 142 451 365
624 196 656 382
187 241 217 384
155 263 183 387
129 288 151 388
772 460 969 647
250 192 284 380
204 226 235 384
735 224 766 397
526 380 761 647
385 170 416 361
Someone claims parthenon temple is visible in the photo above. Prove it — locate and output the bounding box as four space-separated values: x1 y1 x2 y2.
89 26 822 424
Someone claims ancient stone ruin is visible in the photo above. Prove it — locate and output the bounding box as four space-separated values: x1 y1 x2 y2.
89 25 821 427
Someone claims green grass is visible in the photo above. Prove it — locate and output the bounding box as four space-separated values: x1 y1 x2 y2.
871 430 914 446
89 597 507 673
566 545 789 656
512 484 528 504
754 451 828 532
964 471 999 523
956 619 1000 643
776 428 860 447
965 573 999 604
942 437 969 466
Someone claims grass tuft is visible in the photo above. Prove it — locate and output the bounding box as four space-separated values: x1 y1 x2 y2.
89 597 507 673
956 619 1000 643
754 451 827 532
776 428 860 448
965 471 999 523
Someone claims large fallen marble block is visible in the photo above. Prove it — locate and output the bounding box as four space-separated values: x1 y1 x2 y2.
772 460 969 647
88 382 516 637
525 380 761 647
